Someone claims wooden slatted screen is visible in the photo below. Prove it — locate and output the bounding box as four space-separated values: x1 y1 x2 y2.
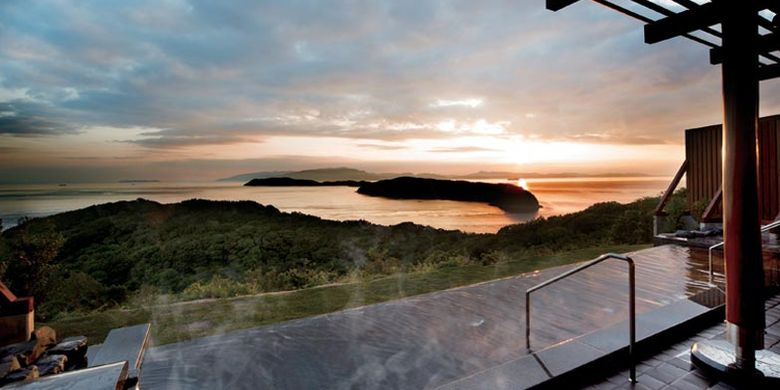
685 124 722 220
758 115 780 223
685 114 780 223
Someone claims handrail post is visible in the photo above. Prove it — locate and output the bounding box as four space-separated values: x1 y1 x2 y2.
628 260 637 384
709 246 714 285
707 220 780 288
525 291 531 351
524 253 636 383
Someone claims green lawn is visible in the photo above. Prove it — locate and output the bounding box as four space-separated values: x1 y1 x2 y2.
46 243 649 346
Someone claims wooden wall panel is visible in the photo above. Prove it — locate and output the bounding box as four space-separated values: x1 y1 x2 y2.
686 124 722 219
758 115 780 223
685 114 780 223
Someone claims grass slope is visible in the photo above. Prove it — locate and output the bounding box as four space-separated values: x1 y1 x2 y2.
46 244 648 345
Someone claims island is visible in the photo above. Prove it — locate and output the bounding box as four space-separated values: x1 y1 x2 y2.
244 177 367 187
356 177 540 213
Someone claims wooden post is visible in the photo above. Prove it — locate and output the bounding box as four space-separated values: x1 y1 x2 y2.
721 0 765 370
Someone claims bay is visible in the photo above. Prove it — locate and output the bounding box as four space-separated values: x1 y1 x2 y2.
0 177 670 233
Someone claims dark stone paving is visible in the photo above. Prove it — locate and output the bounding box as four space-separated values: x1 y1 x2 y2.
140 245 716 389
582 293 780 390
437 296 722 389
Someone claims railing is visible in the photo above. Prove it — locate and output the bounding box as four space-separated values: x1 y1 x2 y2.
654 160 687 217
700 187 722 222
708 219 780 285
525 253 636 384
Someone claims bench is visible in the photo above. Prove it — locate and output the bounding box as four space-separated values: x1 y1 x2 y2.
89 323 150 388
3 361 129 390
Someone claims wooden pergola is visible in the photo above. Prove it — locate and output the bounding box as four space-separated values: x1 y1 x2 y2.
547 0 780 384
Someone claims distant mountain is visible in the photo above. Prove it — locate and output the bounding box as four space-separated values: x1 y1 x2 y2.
220 167 653 182
220 167 445 182
217 171 292 182
245 177 367 187
283 168 387 181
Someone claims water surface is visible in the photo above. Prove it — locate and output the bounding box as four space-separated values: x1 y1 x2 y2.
0 177 669 233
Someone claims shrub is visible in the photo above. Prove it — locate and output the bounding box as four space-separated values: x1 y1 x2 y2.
179 275 251 300
38 271 120 320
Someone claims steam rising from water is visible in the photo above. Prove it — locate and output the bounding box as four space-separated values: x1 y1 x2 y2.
140 246 715 389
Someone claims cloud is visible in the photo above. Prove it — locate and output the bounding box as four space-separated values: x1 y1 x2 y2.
4 0 777 182
428 146 499 153
0 0 722 146
356 143 407 151
121 128 255 148
0 146 21 153
430 99 483 108
0 102 79 136
559 133 674 145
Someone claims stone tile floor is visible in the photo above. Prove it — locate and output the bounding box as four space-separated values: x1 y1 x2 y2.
583 293 780 390
143 245 716 390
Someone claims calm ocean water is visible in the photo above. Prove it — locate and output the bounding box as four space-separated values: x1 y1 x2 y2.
0 177 670 233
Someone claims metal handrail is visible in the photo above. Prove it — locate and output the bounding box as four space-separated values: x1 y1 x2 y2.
525 253 636 384
708 220 780 285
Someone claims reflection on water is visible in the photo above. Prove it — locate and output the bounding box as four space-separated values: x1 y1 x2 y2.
0 176 670 233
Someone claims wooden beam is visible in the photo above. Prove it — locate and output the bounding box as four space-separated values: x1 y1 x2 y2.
645 0 771 45
759 63 780 80
638 0 725 42
670 0 702 9
701 187 722 222
720 0 765 366
594 0 718 48
710 48 723 65
644 1 723 44
655 160 688 216
711 32 780 64
546 0 581 12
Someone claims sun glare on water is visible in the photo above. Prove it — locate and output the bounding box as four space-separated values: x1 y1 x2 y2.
517 178 529 190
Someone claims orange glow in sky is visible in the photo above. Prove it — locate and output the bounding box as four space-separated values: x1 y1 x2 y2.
4 1 779 183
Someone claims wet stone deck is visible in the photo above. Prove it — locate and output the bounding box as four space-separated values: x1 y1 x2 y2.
580 293 780 390
140 245 719 390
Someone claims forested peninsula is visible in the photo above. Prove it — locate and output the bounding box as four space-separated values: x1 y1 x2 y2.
357 177 540 213
246 176 541 213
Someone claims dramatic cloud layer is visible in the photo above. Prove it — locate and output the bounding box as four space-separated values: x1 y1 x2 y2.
1 0 779 182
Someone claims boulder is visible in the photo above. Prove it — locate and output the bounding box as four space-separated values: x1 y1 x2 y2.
32 326 57 348
0 341 35 367
34 354 67 376
1 365 38 385
0 326 57 366
0 355 21 379
47 336 88 369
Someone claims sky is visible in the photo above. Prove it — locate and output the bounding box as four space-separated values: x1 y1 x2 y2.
2 0 780 183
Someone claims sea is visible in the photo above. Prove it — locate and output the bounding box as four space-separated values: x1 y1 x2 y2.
0 177 670 234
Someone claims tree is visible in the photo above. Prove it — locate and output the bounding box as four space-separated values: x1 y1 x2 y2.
1 220 64 302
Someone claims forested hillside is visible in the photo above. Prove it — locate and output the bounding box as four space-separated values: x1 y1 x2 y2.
0 194 664 320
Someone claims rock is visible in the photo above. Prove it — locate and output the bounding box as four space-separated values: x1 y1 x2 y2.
34 354 67 376
1 365 38 385
47 336 88 369
0 355 21 379
0 340 36 367
32 326 57 348
0 326 57 366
